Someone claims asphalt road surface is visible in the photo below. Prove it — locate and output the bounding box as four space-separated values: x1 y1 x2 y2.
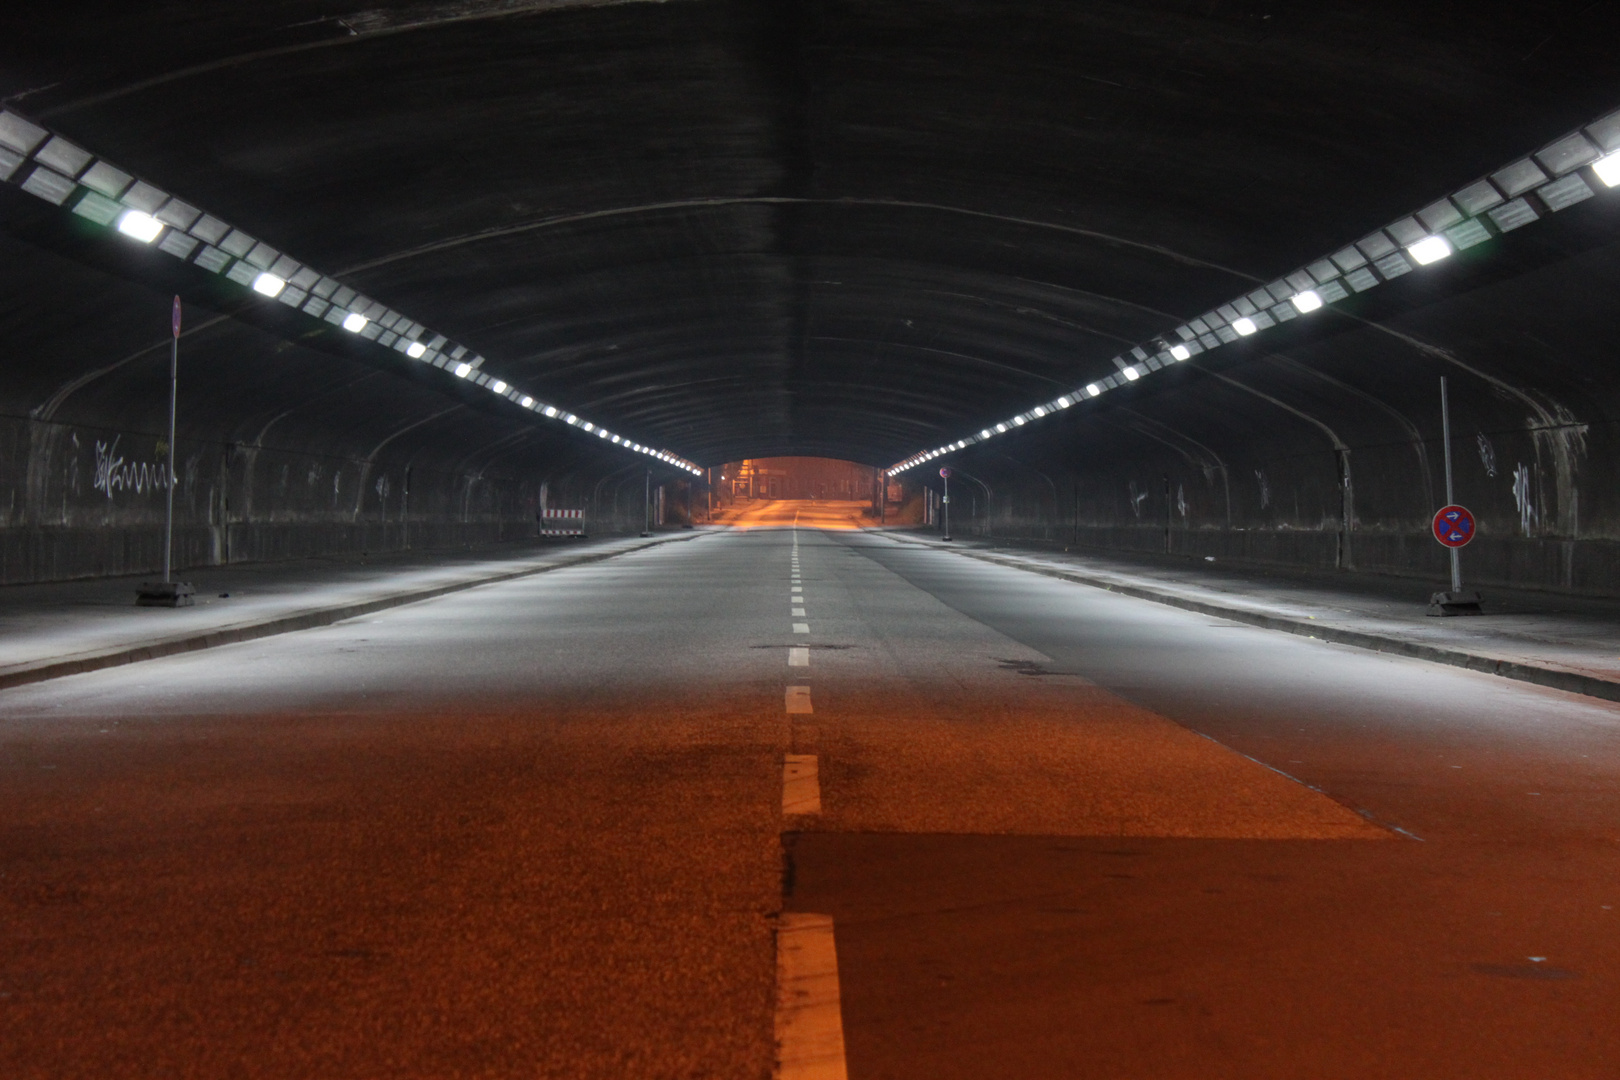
2 508 1616 1078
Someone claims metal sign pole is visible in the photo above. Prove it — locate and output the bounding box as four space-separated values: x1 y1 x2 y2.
164 296 179 584
641 470 652 536
136 297 194 606
1441 376 1461 593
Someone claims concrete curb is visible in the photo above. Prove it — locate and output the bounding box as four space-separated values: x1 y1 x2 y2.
882 532 1620 705
0 533 701 692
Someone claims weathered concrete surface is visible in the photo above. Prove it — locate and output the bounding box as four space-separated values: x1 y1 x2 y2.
1 3 1619 588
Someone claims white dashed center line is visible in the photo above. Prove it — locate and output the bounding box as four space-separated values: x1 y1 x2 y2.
789 647 809 667
782 753 820 813
786 685 813 714
774 913 848 1080
793 623 810 634
793 607 806 617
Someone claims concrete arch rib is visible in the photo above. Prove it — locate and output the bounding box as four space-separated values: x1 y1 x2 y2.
37 0 684 117
1201 370 1356 567
353 405 466 519
1110 407 1234 527
1261 352 1437 512
30 314 231 424
1341 316 1583 536
336 198 1262 282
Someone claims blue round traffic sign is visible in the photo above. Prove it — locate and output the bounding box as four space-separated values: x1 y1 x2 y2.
1432 504 1475 548
939 467 951 479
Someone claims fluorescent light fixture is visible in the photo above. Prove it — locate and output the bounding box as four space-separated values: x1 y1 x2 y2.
115 210 163 243
1407 235 1452 265
1086 384 1100 397
521 395 534 408
995 423 1008 433
341 312 368 333
1123 366 1140 380
491 380 507 394
1291 289 1323 313
251 272 286 298
1594 151 1620 188
1013 415 1026 426
1057 396 1073 408
406 341 428 358
981 429 992 438
1033 405 1047 417
1169 344 1192 361
1231 318 1258 336
598 429 609 438
544 406 558 418
454 362 473 378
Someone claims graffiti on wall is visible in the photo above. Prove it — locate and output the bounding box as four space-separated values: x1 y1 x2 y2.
91 437 170 499
1512 463 1537 536
1476 433 1497 478
1127 479 1148 519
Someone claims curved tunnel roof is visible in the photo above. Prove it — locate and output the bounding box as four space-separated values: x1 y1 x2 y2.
2 0 1619 476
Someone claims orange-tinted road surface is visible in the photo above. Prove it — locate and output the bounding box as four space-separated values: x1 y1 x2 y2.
2 525 1617 1078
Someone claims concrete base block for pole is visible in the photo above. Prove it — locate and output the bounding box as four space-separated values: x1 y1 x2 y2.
135 581 195 607
1427 589 1484 617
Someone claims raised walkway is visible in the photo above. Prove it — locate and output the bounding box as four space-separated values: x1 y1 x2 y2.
0 532 700 690
882 529 1620 703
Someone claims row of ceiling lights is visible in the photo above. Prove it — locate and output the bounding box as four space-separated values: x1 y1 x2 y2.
889 105 1620 476
0 109 703 476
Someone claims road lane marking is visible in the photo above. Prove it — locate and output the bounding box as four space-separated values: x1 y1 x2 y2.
786 685 813 714
793 623 810 634
774 913 847 1080
782 754 821 814
789 647 809 667
793 607 806 617
792 585 803 592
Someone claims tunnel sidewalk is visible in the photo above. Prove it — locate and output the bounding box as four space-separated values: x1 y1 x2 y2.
0 532 702 690
880 529 1620 703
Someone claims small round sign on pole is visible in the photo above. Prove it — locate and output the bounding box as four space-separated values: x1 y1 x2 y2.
1432 504 1475 548
939 467 951 479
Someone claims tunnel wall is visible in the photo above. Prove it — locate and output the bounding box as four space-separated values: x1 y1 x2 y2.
0 227 694 586
0 410 698 585
910 228 1620 598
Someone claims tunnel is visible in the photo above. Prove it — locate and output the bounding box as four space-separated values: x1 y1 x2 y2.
2 3 1620 1077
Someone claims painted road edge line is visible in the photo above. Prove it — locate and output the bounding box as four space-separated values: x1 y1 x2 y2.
775 913 848 1080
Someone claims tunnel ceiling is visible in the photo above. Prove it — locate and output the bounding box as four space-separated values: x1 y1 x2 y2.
2 0 1619 470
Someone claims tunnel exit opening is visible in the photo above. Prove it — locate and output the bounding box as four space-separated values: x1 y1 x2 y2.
708 457 890 529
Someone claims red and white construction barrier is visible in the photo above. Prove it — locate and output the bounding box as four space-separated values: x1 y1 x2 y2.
541 508 584 536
